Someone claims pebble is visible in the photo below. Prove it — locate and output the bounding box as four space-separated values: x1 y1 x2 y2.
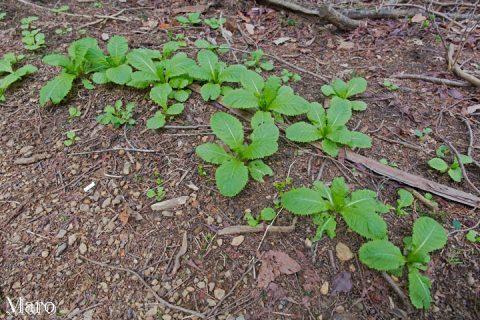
68 234 78 246
56 229 67 239
79 243 88 254
214 288 226 300
320 282 329 295
231 235 244 247
335 242 353 261
112 195 123 205
55 243 68 257
122 162 131 175
467 272 475 286
101 197 112 208
197 281 206 289
145 307 157 317
12 281 21 289
41 250 49 258
162 315 172 320
207 299 217 307
79 204 90 212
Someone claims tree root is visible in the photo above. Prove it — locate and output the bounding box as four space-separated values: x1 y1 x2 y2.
217 217 297 236
447 44 480 87
393 73 471 87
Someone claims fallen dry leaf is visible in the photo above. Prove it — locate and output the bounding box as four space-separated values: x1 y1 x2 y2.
257 250 302 288
119 209 129 226
411 13 426 23
245 23 255 35
338 39 354 50
331 271 353 295
273 37 291 45
465 104 480 114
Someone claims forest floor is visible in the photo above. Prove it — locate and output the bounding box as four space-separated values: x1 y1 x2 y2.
0 0 479 319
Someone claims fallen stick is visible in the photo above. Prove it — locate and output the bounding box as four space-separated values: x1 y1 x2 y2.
190 84 480 208
393 73 471 87
447 44 480 87
404 187 439 212
79 255 206 318
381 272 413 312
217 217 297 236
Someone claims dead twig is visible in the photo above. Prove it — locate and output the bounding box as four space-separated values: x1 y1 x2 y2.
170 231 188 277
381 272 413 312
79 255 205 318
393 73 470 87
68 147 164 156
218 217 297 236
447 44 480 87
404 187 439 212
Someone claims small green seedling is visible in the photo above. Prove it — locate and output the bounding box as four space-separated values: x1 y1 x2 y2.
20 16 38 29
383 80 399 91
273 177 292 195
40 37 100 106
379 158 399 168
204 17 226 29
194 39 229 53
428 154 473 182
64 130 79 146
282 177 390 241
51 5 70 13
359 217 447 309
21 29 45 51
435 145 449 157
197 164 207 176
196 111 279 197
147 83 185 130
68 107 81 122
414 127 432 140
0 10 6 21
189 49 246 101
280 69 301 83
321 77 368 111
55 26 73 35
223 70 309 118
244 207 276 227
96 100 136 128
466 230 479 243
176 12 202 26
286 99 372 157
146 178 166 201
396 189 414 216
244 50 273 73
0 52 37 101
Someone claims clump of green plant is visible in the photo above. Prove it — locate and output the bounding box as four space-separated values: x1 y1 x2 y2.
55 26 73 35
280 69 301 83
204 17 226 29
0 9 6 21
189 49 246 101
51 5 69 13
285 99 371 157
85 35 133 85
20 16 45 51
359 217 447 309
428 154 473 182
223 70 309 118
96 100 136 128
435 145 449 157
414 127 432 141
281 177 390 241
244 207 276 227
146 83 185 130
383 80 399 91
68 107 81 122
40 37 99 106
176 12 202 26
466 230 479 243
321 77 367 111
0 52 37 101
196 111 279 197
64 130 79 146
126 49 195 102
396 189 414 216
194 39 229 53
146 178 165 201
244 50 273 73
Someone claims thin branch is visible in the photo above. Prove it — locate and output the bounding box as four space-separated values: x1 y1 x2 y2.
393 73 470 87
447 44 480 87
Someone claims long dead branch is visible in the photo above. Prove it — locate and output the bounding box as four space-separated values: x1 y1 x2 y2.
393 73 471 87
217 218 297 236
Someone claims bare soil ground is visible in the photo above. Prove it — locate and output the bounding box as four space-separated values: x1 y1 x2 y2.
1 0 479 319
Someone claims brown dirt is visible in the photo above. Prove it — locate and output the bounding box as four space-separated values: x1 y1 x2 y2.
1 1 479 320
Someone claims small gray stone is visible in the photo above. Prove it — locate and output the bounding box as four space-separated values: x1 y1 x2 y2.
79 243 88 254
56 229 67 239
101 197 112 208
55 243 68 257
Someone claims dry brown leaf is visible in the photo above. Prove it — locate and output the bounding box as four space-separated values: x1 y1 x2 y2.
257 250 301 288
245 23 255 35
338 40 354 50
119 209 129 225
411 13 426 23
172 4 210 14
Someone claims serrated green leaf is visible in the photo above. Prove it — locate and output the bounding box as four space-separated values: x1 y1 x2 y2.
341 206 387 239
82 78 95 90
359 240 405 271
219 64 246 83
330 177 349 208
251 111 274 128
269 86 310 116
466 230 478 242
200 82 221 101
263 76 282 105
321 139 339 157
106 64 132 85
223 89 258 109
327 97 352 128
321 84 335 96
107 35 128 64
346 77 367 97
348 131 372 148
312 213 336 241
327 127 352 144
397 189 414 210
40 73 75 106
210 112 244 149
92 71 108 84
240 70 264 94
215 159 249 197
126 50 158 77
411 217 447 255
428 158 449 172
42 54 71 68
281 188 327 215
248 159 273 182
408 268 432 309
243 123 279 159
196 143 233 164
197 49 218 78
150 83 172 109
167 52 195 78
146 111 166 129
332 79 348 98
172 89 190 102
260 207 276 221
286 122 322 143
166 103 184 115
350 100 367 111
307 102 326 125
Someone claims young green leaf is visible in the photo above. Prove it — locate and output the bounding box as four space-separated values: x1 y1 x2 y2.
146 111 166 130
410 217 447 255
196 143 233 165
215 159 249 197
210 112 244 149
427 158 449 172
39 73 75 106
359 240 406 271
248 159 273 182
281 188 327 215
396 189 414 215
260 207 276 221
408 268 432 309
